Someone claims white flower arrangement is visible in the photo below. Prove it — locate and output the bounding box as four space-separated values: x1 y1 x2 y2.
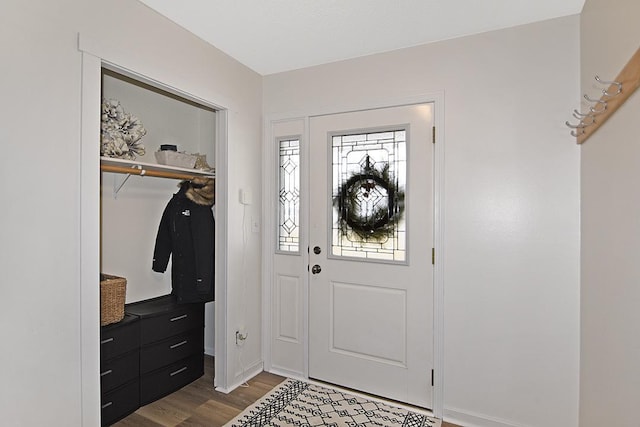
101 98 147 160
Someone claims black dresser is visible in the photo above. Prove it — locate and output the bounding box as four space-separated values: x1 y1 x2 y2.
100 314 140 426
125 294 205 405
100 295 205 426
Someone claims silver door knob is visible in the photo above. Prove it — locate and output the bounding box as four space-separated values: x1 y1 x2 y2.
311 265 321 274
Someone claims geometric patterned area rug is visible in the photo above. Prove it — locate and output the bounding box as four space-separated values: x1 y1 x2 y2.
224 378 441 427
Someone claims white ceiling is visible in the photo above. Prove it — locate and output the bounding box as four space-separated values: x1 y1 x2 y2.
138 0 585 76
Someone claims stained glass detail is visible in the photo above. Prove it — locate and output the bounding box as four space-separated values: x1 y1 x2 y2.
278 138 300 252
332 130 406 262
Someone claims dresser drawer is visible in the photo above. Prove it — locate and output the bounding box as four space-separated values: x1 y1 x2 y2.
126 295 204 345
139 305 203 345
140 327 204 374
100 314 140 360
140 353 204 405
101 380 139 427
101 350 139 394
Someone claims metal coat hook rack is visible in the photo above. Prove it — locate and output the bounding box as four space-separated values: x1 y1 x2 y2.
565 46 640 144
565 75 623 138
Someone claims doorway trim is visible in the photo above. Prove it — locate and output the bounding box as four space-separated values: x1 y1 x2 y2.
262 92 445 418
78 34 230 425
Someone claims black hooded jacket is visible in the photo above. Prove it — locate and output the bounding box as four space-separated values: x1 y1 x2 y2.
152 178 215 303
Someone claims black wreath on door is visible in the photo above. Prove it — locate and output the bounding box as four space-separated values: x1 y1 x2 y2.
334 156 404 241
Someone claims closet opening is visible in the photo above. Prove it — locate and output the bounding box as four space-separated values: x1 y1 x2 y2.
99 67 219 425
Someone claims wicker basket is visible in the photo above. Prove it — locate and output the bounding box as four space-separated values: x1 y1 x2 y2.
100 274 127 326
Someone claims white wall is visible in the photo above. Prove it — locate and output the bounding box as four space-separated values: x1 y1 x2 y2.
263 16 581 427
580 1 640 426
0 0 263 425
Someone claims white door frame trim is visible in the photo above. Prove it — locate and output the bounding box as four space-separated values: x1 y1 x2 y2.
78 34 230 425
262 92 445 418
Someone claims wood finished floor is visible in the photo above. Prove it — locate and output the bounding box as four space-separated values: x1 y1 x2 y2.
113 355 460 427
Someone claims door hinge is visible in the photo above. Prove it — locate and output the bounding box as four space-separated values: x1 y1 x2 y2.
431 369 434 387
432 126 436 144
431 248 435 265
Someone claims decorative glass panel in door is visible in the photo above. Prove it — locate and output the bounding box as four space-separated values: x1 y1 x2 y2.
278 138 300 253
331 130 406 262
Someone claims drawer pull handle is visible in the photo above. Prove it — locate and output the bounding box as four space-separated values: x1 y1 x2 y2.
170 340 188 349
100 337 114 344
170 314 188 322
170 366 188 377
100 369 113 377
101 401 113 409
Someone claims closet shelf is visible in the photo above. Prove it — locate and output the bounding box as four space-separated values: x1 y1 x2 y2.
101 157 215 198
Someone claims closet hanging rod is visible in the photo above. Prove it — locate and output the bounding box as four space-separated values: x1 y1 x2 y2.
101 163 209 181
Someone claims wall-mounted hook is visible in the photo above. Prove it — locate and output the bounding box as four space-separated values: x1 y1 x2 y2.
595 75 623 97
589 103 607 114
579 115 595 125
584 94 606 104
584 94 607 114
571 128 586 137
572 111 596 126
565 120 588 129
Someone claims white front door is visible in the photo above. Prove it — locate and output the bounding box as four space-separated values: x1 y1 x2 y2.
308 104 434 408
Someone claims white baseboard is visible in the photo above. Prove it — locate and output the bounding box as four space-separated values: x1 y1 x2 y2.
444 407 529 427
215 360 264 394
204 345 215 356
267 366 305 380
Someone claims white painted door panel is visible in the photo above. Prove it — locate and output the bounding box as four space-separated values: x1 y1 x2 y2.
309 104 434 408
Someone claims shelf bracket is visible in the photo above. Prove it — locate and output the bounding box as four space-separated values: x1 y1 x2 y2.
112 165 145 198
